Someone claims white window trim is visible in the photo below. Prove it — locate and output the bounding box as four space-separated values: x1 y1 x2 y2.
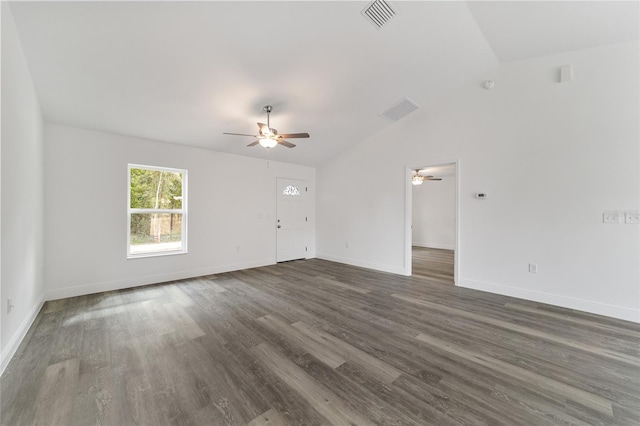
127 163 188 259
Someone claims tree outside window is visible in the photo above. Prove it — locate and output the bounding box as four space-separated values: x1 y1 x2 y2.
128 164 187 257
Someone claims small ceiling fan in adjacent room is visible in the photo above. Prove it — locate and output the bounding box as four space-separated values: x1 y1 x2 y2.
412 169 442 185
223 105 310 149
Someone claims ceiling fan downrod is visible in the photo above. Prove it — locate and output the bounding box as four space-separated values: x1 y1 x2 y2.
263 105 272 130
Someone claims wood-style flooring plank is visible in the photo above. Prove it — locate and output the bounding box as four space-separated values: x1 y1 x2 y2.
291 321 402 384
2 256 639 425
415 332 614 417
393 292 640 367
0 333 54 426
256 314 347 369
412 246 454 283
69 366 118 426
251 342 374 426
247 408 290 426
32 358 80 426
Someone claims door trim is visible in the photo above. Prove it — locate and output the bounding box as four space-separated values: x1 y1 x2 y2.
404 159 460 286
276 177 308 262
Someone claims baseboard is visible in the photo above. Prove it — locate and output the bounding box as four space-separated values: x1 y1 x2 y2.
412 242 455 250
44 259 275 301
1 297 45 375
459 278 640 323
316 253 405 275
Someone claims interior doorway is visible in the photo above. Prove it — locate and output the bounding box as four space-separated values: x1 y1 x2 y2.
404 161 458 284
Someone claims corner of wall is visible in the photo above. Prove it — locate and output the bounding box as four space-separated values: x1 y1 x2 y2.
1 1 46 373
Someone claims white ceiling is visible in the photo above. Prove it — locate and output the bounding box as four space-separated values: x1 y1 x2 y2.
467 1 639 63
8 1 639 166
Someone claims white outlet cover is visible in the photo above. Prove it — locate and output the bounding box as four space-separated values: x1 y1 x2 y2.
603 210 622 224
625 211 640 224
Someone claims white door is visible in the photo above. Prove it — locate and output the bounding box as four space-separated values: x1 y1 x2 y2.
277 178 307 262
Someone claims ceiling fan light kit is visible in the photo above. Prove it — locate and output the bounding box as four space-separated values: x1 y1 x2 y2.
259 138 278 148
412 170 443 185
223 105 310 149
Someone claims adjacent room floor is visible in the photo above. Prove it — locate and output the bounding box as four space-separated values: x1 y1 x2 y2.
412 246 454 284
2 259 639 425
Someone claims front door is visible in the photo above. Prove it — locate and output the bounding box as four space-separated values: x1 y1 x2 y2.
276 178 307 262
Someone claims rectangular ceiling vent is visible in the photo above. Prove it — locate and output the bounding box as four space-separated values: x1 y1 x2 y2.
361 0 397 30
381 97 420 122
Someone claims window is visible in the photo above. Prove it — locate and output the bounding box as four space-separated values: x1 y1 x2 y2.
283 185 300 196
128 164 187 258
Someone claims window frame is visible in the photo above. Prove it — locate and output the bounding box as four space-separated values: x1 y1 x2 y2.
127 163 188 259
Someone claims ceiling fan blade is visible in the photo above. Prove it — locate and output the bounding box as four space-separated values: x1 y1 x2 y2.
278 133 310 139
278 140 296 148
425 177 442 181
223 132 257 137
247 141 260 147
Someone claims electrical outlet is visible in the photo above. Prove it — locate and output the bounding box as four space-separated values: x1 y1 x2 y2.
625 211 640 224
345 242 349 249
7 298 14 313
528 264 538 273
603 210 622 224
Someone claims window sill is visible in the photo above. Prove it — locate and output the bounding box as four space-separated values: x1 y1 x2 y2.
127 250 188 259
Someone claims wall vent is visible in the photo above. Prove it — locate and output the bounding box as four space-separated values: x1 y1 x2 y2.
381 97 420 122
361 0 396 30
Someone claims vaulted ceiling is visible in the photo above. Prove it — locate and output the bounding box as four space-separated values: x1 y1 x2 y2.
8 1 639 166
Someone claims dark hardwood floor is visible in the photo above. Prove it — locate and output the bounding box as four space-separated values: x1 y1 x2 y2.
2 258 639 425
412 246 454 284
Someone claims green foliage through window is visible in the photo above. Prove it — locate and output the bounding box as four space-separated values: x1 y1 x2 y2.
130 168 183 209
129 165 186 256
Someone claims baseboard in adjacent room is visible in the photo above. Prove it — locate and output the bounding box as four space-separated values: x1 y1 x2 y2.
459 278 639 323
412 242 455 250
316 253 405 276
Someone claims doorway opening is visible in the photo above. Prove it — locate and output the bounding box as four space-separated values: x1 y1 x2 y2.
404 161 459 284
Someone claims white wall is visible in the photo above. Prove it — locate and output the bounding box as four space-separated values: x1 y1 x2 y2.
1 3 45 372
317 42 640 322
44 124 315 299
412 177 456 250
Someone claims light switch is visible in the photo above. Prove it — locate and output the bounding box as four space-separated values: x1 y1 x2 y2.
603 210 621 224
625 211 640 224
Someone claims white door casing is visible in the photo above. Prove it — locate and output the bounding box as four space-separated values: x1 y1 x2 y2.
277 178 307 262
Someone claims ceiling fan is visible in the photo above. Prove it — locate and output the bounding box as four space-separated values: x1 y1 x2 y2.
412 169 442 185
223 105 310 149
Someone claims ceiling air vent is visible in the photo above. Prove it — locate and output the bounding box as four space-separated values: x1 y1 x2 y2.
381 97 420 122
361 0 397 30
